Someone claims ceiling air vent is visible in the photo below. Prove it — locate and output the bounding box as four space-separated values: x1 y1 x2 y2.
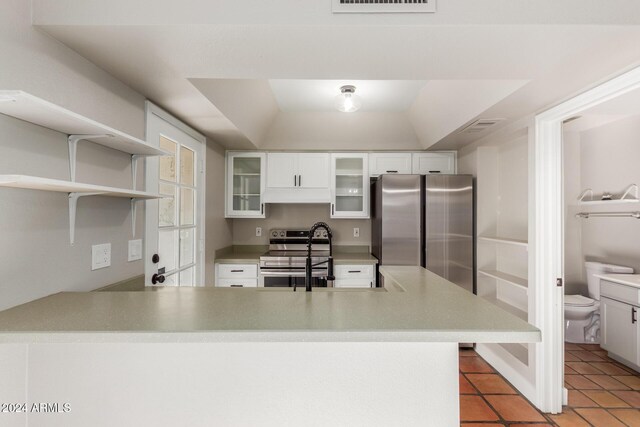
459 118 505 134
332 0 436 14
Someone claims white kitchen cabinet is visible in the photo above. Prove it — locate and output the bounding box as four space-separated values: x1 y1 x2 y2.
412 152 457 175
299 153 330 188
215 263 259 287
334 264 376 288
601 296 639 366
266 153 330 189
265 153 297 188
331 153 369 218
368 153 412 177
226 152 266 218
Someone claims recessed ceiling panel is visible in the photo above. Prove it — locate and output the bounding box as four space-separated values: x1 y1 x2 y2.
268 80 427 113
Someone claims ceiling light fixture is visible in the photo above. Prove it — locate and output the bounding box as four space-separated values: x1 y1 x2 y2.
335 85 362 113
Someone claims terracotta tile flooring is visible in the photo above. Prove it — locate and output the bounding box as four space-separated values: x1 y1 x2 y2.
459 343 640 426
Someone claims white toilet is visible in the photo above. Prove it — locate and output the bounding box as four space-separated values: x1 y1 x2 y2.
565 261 634 344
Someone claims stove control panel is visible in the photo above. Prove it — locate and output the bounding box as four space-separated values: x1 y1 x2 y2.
269 229 328 241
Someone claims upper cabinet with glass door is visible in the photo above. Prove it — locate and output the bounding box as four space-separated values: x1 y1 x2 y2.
331 153 369 218
226 152 266 218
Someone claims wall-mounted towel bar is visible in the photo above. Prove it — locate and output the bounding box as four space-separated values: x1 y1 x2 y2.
576 211 640 219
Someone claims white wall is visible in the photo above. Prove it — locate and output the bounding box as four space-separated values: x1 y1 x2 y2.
261 112 421 151
232 204 371 247
205 143 234 284
0 1 149 311
0 1 230 308
563 131 584 294
563 115 640 296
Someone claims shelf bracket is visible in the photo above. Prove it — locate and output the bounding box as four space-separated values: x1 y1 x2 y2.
620 184 638 201
67 134 114 182
130 198 143 238
68 192 104 245
131 154 144 191
577 188 593 203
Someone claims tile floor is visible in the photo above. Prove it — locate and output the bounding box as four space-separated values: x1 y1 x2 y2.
459 344 640 426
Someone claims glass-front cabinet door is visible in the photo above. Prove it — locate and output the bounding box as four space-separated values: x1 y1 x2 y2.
226 152 266 218
330 153 369 218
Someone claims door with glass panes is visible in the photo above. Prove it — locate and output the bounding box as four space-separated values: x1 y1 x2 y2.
145 108 205 287
330 153 369 218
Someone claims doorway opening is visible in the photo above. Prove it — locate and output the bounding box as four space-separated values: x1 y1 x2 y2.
534 66 640 413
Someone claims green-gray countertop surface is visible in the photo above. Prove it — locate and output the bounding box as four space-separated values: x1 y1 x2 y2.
0 266 539 344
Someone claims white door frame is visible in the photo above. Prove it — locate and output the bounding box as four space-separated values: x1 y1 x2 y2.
533 66 640 413
144 102 207 286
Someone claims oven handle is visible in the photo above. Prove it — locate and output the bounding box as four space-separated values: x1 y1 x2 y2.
259 270 326 277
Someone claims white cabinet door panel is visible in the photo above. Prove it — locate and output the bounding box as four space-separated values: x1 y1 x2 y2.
369 153 412 177
601 296 638 364
412 152 456 175
267 153 297 188
298 153 330 188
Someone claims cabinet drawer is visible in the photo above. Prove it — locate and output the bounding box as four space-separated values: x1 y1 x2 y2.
335 264 374 279
601 280 640 305
334 278 374 288
216 278 258 288
217 264 258 279
412 152 456 175
369 153 412 177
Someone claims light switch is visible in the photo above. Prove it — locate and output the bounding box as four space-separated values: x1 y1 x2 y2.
92 243 111 270
128 239 142 262
256 227 262 237
353 228 360 238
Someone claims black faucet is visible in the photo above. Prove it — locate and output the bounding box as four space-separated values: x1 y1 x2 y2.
300 222 334 292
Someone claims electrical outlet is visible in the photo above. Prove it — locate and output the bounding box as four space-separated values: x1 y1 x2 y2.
92 243 111 270
353 228 360 238
128 239 142 262
256 227 262 237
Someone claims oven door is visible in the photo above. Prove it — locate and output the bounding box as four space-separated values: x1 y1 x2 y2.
259 268 328 288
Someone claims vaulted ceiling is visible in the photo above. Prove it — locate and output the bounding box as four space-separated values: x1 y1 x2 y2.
32 0 640 150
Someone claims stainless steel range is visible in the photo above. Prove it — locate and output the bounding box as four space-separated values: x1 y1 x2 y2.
259 228 332 288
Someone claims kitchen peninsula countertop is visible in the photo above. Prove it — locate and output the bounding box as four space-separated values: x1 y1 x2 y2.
0 266 539 344
215 245 378 264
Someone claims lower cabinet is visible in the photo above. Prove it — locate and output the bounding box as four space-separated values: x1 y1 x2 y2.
215 263 258 288
601 296 639 366
334 264 376 288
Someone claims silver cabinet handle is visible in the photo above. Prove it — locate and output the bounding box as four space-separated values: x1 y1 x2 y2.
294 175 297 186
429 171 441 174
386 170 398 173
230 285 244 288
261 203 264 215
230 269 244 273
348 270 362 273
331 204 335 215
633 307 637 324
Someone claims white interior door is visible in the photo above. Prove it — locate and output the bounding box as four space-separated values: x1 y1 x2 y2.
145 105 205 287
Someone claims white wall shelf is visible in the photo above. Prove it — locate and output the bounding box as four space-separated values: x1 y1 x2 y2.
578 199 639 206
478 235 528 247
0 90 169 185
0 91 167 156
577 184 638 206
479 269 528 291
0 175 162 245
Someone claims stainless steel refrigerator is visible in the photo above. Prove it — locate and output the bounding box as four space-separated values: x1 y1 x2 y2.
371 174 475 295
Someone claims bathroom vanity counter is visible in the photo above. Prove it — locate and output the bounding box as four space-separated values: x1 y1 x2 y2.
596 274 640 289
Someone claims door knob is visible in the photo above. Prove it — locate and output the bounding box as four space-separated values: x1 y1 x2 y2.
152 273 165 285
152 254 160 264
